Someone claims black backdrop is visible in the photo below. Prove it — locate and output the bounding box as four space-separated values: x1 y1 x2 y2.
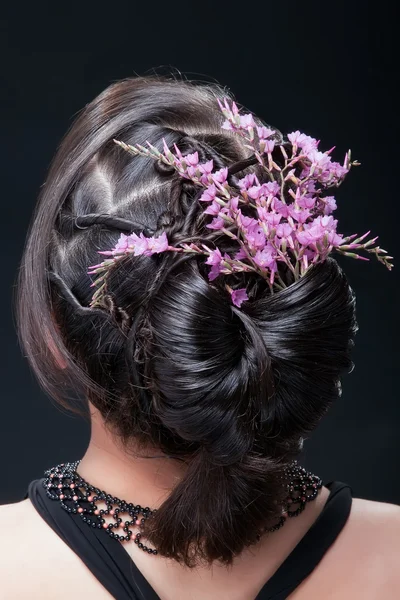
1 3 398 505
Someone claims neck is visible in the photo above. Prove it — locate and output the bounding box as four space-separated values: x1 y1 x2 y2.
77 403 188 510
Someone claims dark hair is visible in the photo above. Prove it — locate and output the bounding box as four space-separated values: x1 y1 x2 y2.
16 74 358 567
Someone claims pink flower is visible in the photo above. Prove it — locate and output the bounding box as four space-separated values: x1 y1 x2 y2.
276 223 293 238
247 185 265 201
238 173 258 190
296 216 341 247
199 184 217 202
186 166 198 178
236 210 259 232
288 205 311 224
230 288 249 307
264 182 280 197
127 232 150 255
263 212 282 226
297 195 316 210
288 131 319 154
246 224 266 251
217 97 239 118
234 247 247 260
253 244 277 270
205 248 225 280
204 200 222 216
198 160 214 184
113 233 130 254
322 196 337 215
228 196 240 216
330 161 349 180
272 199 290 218
221 120 234 131
263 139 275 154
239 114 255 129
145 232 169 254
257 126 275 140
198 160 214 175
212 167 229 184
185 152 199 166
206 247 223 266
206 216 225 230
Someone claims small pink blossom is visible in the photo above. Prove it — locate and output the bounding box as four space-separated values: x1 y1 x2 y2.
228 196 240 215
263 212 282 226
246 225 266 251
221 120 234 131
212 167 229 184
297 195 317 210
204 200 221 216
206 216 225 230
185 152 199 166
234 247 247 260
236 210 259 233
112 233 130 254
257 126 275 140
272 199 290 218
205 248 229 280
239 114 256 129
198 160 214 175
288 131 319 154
199 184 217 202
238 173 258 190
276 223 293 238
230 288 249 307
263 139 275 154
253 245 277 271
322 196 337 215
288 205 311 224
145 232 169 254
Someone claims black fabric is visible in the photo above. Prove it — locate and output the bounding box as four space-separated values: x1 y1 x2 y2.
26 478 353 600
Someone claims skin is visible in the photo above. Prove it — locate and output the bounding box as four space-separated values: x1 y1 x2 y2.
1 404 399 599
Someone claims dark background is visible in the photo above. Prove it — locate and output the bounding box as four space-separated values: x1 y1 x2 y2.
1 4 398 505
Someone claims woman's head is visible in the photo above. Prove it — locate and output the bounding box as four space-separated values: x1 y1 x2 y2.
16 74 358 566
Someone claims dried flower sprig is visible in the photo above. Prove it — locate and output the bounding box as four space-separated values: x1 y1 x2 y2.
88 99 393 308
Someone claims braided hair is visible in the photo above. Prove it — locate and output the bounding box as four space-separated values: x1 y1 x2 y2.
16 74 357 567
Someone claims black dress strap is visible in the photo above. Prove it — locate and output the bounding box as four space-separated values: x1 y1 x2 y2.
26 479 159 600
26 478 352 600
255 480 353 599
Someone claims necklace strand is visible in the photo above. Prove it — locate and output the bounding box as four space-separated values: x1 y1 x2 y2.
43 460 323 556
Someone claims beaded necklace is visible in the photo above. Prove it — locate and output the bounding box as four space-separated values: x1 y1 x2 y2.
43 460 322 556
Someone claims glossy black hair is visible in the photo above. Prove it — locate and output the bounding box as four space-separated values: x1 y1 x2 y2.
16 74 358 567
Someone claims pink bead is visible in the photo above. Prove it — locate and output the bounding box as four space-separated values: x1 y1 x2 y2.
88 495 94 502
103 523 108 529
59 494 64 500
70 484 75 489
94 510 100 516
78 508 84 513
135 520 141 526
73 495 78 501
50 474 54 478
110 510 114 516
58 484 63 489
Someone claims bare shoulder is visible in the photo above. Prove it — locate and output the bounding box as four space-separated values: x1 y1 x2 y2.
0 499 58 595
306 496 400 598
0 499 112 599
350 496 400 544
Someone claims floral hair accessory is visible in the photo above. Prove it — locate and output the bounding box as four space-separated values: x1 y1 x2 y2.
88 98 393 308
